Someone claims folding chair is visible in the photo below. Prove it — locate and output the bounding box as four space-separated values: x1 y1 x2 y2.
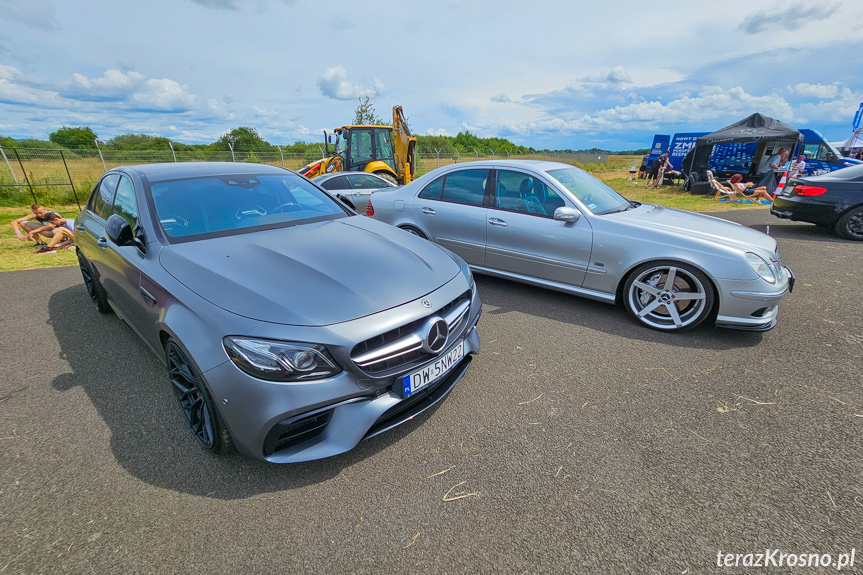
706 170 747 202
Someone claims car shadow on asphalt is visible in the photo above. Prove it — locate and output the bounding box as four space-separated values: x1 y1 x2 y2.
474 275 765 350
48 284 443 499
751 222 852 243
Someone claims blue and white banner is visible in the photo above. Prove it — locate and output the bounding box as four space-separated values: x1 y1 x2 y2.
853 103 863 130
646 134 671 167
667 132 708 170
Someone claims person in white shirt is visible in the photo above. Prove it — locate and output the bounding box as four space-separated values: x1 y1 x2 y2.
34 213 75 254
789 155 806 178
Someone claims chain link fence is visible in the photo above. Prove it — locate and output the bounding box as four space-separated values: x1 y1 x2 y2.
0 145 608 208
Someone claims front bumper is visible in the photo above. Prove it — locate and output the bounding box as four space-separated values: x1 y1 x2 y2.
714 266 794 331
201 276 482 463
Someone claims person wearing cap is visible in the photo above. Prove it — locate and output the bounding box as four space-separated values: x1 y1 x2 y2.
789 155 806 178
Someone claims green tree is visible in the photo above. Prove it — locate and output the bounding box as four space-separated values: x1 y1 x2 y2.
211 126 273 153
49 126 98 149
106 133 174 150
353 97 383 125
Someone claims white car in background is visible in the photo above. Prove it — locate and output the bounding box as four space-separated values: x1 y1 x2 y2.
314 172 398 211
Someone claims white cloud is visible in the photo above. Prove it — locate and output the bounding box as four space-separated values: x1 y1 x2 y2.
0 0 58 31
490 92 511 103
316 66 383 100
791 82 840 99
0 64 19 81
426 128 452 136
738 1 839 34
69 70 199 111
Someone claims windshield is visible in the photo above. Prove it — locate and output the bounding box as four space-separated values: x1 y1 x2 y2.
547 167 631 214
150 173 347 240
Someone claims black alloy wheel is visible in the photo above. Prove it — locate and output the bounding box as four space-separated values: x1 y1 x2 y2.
76 250 112 314
166 339 233 454
836 206 863 241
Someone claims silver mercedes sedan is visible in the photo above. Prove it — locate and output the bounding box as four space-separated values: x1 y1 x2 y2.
367 160 794 332
75 163 480 462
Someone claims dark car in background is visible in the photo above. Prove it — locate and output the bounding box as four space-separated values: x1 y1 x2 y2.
772 163 863 240
74 162 481 462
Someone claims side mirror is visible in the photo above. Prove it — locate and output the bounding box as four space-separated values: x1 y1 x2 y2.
106 214 134 246
554 207 580 223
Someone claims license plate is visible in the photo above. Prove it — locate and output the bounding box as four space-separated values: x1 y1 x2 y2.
401 341 464 397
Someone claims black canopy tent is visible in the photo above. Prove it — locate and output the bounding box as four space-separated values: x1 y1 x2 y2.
682 113 803 192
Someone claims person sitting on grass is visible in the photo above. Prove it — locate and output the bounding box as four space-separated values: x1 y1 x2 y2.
729 174 774 203
10 204 59 247
34 213 76 255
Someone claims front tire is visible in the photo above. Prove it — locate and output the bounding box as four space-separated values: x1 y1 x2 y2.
166 339 233 454
623 261 715 332
77 250 112 314
835 206 863 241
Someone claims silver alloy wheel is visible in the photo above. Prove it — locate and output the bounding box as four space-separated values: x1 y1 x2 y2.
626 264 709 330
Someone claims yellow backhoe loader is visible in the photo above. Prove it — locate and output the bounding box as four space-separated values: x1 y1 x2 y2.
298 106 416 185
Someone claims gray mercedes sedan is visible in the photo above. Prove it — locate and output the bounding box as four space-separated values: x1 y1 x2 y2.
367 160 793 332
75 162 480 462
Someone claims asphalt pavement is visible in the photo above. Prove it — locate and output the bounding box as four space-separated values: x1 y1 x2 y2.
1 210 861 574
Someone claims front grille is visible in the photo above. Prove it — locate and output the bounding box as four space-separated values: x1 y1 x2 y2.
350 290 471 376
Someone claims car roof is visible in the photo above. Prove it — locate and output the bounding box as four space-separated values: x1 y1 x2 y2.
117 162 291 183
438 159 572 173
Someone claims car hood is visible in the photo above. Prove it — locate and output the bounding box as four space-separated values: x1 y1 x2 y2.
160 216 460 326
608 204 777 255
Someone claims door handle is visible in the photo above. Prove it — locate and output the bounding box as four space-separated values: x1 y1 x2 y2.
97 237 108 249
421 207 436 215
76 225 86 232
139 287 157 306
488 218 508 227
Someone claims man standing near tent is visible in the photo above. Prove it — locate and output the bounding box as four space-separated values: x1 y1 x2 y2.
757 148 788 195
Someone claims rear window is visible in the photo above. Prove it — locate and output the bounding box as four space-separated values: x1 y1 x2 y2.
150 173 347 240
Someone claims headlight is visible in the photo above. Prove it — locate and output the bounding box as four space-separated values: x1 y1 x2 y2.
745 253 776 284
223 337 341 382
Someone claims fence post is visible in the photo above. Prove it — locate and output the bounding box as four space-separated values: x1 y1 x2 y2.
228 142 235 162
491 149 496 159
168 141 177 162
58 150 82 211
12 148 37 204
434 148 440 168
506 150 510 158
473 149 479 159
94 139 107 171
318 145 325 159
278 145 285 168
455 149 460 163
0 144 19 183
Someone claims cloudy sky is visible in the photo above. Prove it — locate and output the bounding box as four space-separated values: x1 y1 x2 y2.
1 0 862 150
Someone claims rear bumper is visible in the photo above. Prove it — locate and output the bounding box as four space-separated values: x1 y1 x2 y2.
771 196 838 226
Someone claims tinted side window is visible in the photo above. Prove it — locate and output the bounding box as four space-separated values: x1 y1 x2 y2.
89 174 120 220
112 176 139 229
320 176 347 191
441 169 488 207
419 176 444 200
495 170 559 216
353 174 387 189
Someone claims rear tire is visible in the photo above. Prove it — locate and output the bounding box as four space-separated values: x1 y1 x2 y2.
77 250 112 314
623 260 715 332
399 225 427 239
166 339 233 455
835 206 863 241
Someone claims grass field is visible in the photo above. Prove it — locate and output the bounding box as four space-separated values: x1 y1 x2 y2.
1 155 770 273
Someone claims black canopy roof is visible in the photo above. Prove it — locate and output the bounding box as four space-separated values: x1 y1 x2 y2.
696 113 800 146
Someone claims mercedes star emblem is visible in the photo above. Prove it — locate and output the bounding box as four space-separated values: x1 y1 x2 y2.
421 299 432 308
423 317 449 354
